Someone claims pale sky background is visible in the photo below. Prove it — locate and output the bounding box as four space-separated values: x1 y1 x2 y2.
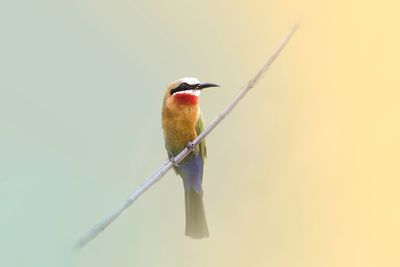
1 0 399 267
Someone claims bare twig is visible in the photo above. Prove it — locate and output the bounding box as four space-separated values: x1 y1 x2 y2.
76 23 299 249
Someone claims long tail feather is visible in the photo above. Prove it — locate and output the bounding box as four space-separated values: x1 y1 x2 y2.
184 189 209 239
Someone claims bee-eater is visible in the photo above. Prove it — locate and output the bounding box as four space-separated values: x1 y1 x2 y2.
162 77 219 239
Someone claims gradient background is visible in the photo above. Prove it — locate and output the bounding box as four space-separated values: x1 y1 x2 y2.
1 0 399 266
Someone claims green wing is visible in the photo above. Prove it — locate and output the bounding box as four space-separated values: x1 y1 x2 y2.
196 114 207 161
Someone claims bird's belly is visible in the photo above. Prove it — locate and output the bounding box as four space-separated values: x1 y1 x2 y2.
164 117 197 155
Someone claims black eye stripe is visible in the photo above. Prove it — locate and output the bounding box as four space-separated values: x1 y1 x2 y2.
170 82 196 95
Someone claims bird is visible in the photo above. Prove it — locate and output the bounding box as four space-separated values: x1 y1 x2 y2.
162 77 219 239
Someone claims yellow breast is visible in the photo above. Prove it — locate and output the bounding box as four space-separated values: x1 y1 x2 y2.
162 92 199 154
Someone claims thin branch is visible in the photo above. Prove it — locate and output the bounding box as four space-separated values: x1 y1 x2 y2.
76 23 299 249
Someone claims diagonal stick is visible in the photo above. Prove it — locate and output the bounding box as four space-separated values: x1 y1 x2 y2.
76 23 299 249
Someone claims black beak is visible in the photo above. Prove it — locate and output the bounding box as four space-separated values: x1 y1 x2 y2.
196 82 220 90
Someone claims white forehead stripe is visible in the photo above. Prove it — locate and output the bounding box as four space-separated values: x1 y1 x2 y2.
178 77 200 85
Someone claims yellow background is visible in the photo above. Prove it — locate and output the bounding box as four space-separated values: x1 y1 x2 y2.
1 0 399 266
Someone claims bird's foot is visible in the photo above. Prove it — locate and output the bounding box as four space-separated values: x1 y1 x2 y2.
170 156 180 167
186 141 195 150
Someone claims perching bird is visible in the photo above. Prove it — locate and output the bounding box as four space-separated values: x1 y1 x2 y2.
162 77 219 239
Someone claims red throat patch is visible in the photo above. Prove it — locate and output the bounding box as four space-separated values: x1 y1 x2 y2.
174 93 198 105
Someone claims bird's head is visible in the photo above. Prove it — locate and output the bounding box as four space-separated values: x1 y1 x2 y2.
165 77 220 105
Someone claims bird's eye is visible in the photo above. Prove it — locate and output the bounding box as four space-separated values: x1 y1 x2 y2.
170 82 192 95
